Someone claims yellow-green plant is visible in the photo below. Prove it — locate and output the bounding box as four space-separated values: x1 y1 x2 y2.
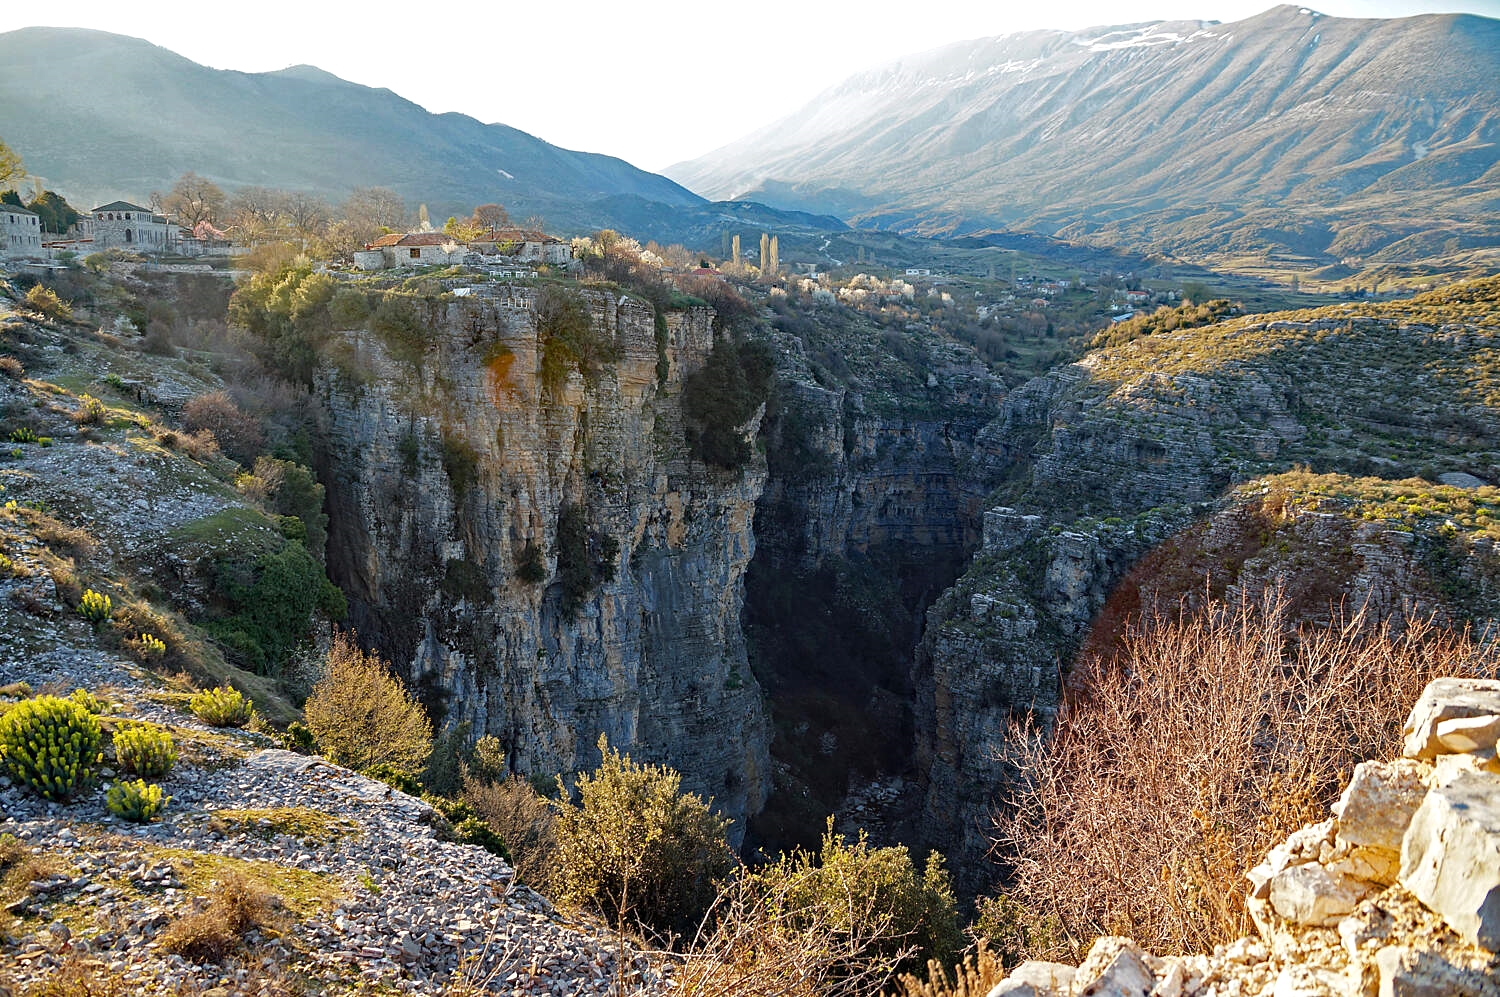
78 588 112 625
106 778 168 822
131 632 168 663
0 695 103 800
113 722 177 778
68 688 107 714
189 686 252 728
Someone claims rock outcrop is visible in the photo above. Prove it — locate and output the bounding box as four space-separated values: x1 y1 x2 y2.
983 678 1500 997
314 283 769 831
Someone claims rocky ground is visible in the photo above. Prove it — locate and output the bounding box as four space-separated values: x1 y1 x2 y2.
0 644 654 996
985 677 1500 997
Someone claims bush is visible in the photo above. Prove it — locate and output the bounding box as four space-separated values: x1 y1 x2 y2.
0 356 22 379
236 457 329 562
189 686 253 728
78 588 112 625
106 778 168 822
0 695 103 800
159 871 278 962
989 592 1497 962
68 688 107 714
749 823 962 980
537 285 618 391
516 541 547 584
207 537 344 673
127 632 168 663
550 735 734 937
73 394 107 426
23 285 72 321
682 337 775 470
302 632 432 776
554 502 619 614
112 722 177 778
463 773 557 892
183 391 264 466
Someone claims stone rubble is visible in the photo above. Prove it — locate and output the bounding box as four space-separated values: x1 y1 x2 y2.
984 677 1500 997
0 647 661 996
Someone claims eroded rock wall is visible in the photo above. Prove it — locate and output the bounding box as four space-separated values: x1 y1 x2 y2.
315 284 769 831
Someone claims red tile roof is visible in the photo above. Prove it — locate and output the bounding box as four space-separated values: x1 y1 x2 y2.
366 232 456 249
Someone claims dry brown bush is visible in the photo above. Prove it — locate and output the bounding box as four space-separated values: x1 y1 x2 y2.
182 390 264 465
989 591 1496 962
461 773 557 893
303 631 432 776
15 952 129 997
159 870 279 962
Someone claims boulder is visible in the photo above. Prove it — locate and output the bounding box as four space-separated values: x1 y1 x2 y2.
1374 945 1500 997
1435 714 1500 756
1072 937 1155 997
1402 679 1500 760
1400 770 1500 953
985 960 1074 997
1270 863 1374 927
1334 759 1430 854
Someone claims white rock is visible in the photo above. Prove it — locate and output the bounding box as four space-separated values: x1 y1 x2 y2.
1271 964 1343 997
986 960 1074 997
1374 944 1500 997
1334 759 1430 854
1399 769 1500 953
1435 714 1500 755
1402 678 1500 760
1269 863 1373 927
1071 937 1155 997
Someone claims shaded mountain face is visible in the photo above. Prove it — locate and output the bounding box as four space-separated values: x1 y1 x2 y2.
668 5 1500 263
0 27 703 224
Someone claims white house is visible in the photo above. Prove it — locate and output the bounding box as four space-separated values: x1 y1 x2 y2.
88 201 175 251
356 232 466 270
1 204 43 257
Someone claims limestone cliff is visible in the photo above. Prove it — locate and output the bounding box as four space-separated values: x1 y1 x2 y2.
916 279 1500 889
313 283 769 831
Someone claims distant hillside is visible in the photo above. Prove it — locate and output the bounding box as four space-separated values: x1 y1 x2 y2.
669 6 1500 265
0 27 703 228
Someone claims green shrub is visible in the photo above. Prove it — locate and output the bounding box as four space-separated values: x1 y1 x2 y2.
78 588 112 624
750 822 963 978
516 541 547 584
207 538 345 673
550 735 734 936
68 688 107 714
130 632 168 663
303 632 432 776
189 686 253 728
24 285 72 321
73 394 107 426
440 431 480 500
106 778 168 822
537 285 618 391
280 720 317 754
554 502 619 614
113 722 177 778
681 337 775 470
0 695 103 800
236 457 330 562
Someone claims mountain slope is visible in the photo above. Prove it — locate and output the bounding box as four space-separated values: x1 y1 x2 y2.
668 6 1500 263
0 27 703 224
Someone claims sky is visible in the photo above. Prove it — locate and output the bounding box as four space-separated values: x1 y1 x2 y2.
13 0 1500 172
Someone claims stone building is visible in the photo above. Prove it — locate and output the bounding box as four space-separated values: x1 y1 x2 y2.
0 204 43 257
87 201 174 251
355 232 466 270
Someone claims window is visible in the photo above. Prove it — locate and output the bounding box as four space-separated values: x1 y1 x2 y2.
125 229 133 243
410 247 420 259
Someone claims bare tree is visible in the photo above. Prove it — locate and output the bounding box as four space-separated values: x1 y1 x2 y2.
162 172 227 229
472 203 509 231
0 137 23 189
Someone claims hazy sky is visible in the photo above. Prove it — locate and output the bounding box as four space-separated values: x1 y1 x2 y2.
17 0 1500 171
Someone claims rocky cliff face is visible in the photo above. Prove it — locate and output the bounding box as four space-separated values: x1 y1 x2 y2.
314 284 769 831
742 320 1006 847
915 280 1500 890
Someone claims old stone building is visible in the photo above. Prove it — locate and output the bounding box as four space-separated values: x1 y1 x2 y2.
87 201 174 250
1 203 42 257
354 232 466 270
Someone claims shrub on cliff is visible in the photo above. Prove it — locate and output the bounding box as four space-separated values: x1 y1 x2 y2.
986 592 1496 962
303 632 432 777
183 391 264 466
537 285 619 392
550 735 734 937
237 456 329 562
554 502 618 614
681 337 774 471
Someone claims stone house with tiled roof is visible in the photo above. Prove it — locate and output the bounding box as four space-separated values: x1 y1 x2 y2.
354 232 466 270
88 201 175 251
1 203 42 257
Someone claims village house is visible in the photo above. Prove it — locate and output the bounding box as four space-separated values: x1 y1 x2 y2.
354 232 466 270
471 228 572 266
1 204 43 257
87 201 175 250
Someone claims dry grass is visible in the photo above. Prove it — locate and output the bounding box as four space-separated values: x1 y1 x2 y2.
158 869 281 962
890 944 1005 997
990 591 1496 962
14 952 130 997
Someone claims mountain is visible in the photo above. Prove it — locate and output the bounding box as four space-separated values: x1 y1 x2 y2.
668 6 1500 265
0 27 703 226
